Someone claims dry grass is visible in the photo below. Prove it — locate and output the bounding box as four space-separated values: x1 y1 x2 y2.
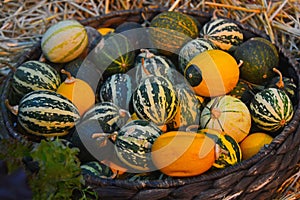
0 0 299 68
0 0 299 199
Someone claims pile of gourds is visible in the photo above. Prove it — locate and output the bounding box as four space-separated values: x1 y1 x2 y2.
6 11 297 179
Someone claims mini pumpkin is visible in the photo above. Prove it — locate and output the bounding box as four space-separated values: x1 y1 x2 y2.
149 11 199 55
57 69 95 116
184 49 240 97
151 131 215 177
200 95 251 143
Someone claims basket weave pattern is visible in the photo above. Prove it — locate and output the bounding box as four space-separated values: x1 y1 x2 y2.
0 8 300 199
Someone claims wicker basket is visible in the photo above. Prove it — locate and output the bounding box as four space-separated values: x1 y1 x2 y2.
1 8 300 200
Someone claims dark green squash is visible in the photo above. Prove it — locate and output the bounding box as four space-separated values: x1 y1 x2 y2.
149 11 199 55
234 37 279 85
115 21 153 51
132 76 178 128
200 18 243 51
250 88 294 132
98 73 133 111
114 120 163 172
91 33 135 80
17 90 80 137
68 119 115 163
229 79 264 106
11 60 61 103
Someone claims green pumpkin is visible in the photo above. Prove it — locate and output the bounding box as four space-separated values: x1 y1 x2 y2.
98 73 133 111
91 33 135 80
229 79 264 106
82 102 130 133
81 161 114 179
114 120 163 172
114 22 152 51
200 18 243 51
149 11 199 55
68 118 117 163
11 60 61 103
132 76 178 127
167 84 203 131
17 90 80 137
250 88 294 132
234 37 279 85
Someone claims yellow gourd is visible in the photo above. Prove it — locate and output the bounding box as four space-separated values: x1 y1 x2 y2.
184 49 240 97
151 131 215 177
57 69 95 116
240 132 273 160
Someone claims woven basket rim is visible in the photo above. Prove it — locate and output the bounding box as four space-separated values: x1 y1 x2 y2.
1 7 300 191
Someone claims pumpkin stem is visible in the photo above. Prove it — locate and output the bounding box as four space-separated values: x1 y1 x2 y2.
0 62 17 72
273 68 285 88
141 58 151 76
92 131 118 147
121 62 127 69
262 74 267 79
211 108 222 119
158 124 168 132
212 9 219 20
215 144 221 160
208 96 221 118
5 99 18 116
140 49 155 59
61 69 76 84
238 60 244 68
214 144 229 160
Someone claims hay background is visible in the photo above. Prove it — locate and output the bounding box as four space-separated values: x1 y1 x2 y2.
0 0 299 199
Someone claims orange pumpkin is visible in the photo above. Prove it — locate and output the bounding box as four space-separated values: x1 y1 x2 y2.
240 132 273 160
184 49 240 97
151 131 215 177
56 69 95 116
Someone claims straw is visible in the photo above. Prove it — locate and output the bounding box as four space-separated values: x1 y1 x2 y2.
0 0 299 198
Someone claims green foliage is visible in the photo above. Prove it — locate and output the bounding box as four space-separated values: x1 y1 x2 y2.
29 138 83 200
0 138 88 200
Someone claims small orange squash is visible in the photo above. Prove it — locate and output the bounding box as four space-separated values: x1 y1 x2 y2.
184 49 240 97
56 69 95 116
151 131 215 177
240 132 273 160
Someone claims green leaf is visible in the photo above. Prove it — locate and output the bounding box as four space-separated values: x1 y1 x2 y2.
29 138 83 200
